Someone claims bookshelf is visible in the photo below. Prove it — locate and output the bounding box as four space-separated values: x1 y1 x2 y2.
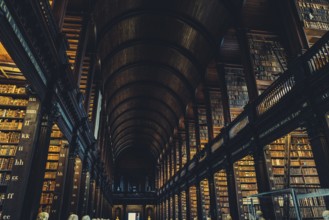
187 121 197 159
208 90 224 137
179 131 187 166
166 157 170 182
224 67 249 121
175 194 179 220
169 196 173 219
38 124 69 217
247 33 288 94
264 132 325 219
80 56 90 97
0 83 27 217
189 186 198 220
88 84 96 121
234 155 260 220
295 0 329 46
175 141 180 172
200 179 211 219
62 14 83 71
214 170 230 219
197 105 208 150
180 191 187 220
171 147 175 177
165 198 169 220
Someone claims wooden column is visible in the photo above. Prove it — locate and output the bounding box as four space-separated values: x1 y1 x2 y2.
196 182 203 220
306 115 329 193
185 188 191 220
269 0 308 58
60 135 82 219
184 118 191 162
95 184 101 217
177 192 182 220
226 163 239 220
169 147 172 178
236 29 259 102
193 104 202 153
78 158 91 217
177 137 182 171
88 178 96 217
21 100 55 220
123 204 127 220
253 147 276 218
173 141 177 175
52 0 69 30
208 173 218 220
216 64 232 125
204 89 214 139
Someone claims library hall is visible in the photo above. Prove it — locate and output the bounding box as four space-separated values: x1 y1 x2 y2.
1 0 329 219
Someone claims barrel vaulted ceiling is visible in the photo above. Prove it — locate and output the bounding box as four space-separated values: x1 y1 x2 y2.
94 0 236 161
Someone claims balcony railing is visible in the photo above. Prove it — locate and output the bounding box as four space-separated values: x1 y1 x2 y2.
256 70 296 116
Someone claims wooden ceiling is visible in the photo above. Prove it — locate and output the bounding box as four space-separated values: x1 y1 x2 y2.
64 0 279 162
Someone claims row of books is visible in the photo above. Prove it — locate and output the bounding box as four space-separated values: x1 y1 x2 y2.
0 132 20 143
0 85 25 95
0 158 14 171
0 145 17 156
0 120 23 130
0 96 28 106
0 109 25 118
